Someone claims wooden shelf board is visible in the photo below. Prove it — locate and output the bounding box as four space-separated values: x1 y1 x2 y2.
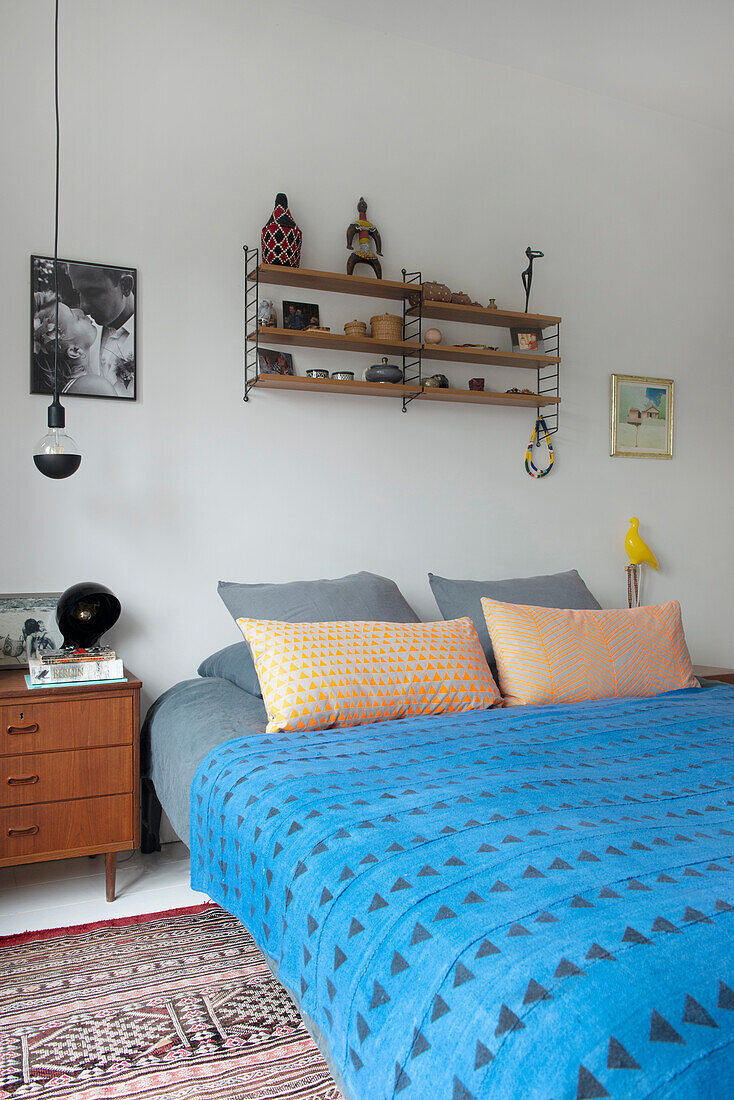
251 264 419 300
253 327 420 357
255 329 558 369
422 344 560 369
418 388 561 407
410 300 561 330
253 375 560 408
249 264 560 327
255 374 420 399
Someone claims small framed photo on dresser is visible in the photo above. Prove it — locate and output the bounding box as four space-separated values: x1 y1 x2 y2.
30 255 137 400
0 593 63 668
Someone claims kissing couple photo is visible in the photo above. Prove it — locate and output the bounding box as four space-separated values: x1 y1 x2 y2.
30 255 137 400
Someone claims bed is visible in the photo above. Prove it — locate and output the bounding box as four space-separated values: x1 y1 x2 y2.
141 676 268 849
144 674 734 1099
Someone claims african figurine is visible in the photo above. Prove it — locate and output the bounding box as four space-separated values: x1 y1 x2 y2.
261 193 302 268
346 197 382 279
522 246 544 312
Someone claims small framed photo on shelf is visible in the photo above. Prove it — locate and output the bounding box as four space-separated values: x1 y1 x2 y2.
510 327 545 355
258 349 294 376
283 301 320 331
610 373 674 459
0 593 63 668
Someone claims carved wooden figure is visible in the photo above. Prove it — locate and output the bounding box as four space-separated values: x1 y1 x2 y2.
522 246 544 312
346 197 383 278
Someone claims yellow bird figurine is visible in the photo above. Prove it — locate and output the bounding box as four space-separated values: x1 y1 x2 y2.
625 517 659 570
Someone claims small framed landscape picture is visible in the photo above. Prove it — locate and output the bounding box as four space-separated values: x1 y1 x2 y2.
30 255 136 400
258 349 294 376
610 374 674 459
0 593 63 668
510 327 544 355
283 301 320 331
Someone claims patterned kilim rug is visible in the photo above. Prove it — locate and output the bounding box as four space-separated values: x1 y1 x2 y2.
0 904 343 1099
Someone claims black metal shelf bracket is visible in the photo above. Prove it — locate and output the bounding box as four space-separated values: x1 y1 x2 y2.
401 268 422 412
243 245 259 400
536 321 560 435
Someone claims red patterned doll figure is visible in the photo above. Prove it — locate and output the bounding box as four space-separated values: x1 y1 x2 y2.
346 197 382 278
261 193 302 267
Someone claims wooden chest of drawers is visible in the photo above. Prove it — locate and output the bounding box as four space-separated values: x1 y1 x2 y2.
0 668 141 901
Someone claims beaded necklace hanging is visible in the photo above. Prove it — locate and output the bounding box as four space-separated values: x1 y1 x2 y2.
524 416 555 478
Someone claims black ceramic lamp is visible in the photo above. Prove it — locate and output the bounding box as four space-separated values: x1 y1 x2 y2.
57 583 120 649
34 0 81 481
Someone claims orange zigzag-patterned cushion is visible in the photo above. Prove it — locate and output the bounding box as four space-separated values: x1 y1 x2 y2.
480 599 699 706
237 617 501 733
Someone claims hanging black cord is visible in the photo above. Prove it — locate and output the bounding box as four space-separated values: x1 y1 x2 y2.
33 0 79 476
52 0 60 412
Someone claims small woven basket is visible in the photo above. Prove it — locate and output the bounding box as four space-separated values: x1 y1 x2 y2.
344 320 368 338
370 313 402 342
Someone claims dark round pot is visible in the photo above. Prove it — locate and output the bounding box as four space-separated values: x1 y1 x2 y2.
364 357 404 384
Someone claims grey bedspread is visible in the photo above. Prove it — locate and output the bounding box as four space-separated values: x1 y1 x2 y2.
141 677 267 843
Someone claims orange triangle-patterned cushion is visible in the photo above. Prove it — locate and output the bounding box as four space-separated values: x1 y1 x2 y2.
237 618 501 733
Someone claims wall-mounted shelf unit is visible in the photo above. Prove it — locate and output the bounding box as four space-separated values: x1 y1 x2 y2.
243 246 561 428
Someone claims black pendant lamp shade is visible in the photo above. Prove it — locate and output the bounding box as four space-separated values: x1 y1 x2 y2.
34 0 81 480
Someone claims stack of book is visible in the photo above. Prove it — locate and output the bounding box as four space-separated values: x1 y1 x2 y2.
28 646 124 687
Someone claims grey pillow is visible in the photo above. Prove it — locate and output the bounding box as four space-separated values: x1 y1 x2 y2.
428 569 600 668
218 571 419 697
198 643 256 695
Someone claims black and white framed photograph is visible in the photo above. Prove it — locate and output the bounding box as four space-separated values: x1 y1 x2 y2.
283 300 320 331
258 349 294 375
0 593 63 668
31 255 136 400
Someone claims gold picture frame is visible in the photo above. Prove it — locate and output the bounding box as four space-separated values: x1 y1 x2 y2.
610 374 674 459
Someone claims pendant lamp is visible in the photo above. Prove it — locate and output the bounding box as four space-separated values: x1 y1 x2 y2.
33 0 81 480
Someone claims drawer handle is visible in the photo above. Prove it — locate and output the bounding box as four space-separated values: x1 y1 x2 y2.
7 775 40 786
7 723 40 736
8 825 39 837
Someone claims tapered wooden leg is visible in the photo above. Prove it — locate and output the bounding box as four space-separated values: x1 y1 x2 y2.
105 852 116 902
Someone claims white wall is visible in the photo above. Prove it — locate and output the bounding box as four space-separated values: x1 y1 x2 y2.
1 0 732 713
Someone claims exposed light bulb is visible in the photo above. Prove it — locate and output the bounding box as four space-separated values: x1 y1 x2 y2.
33 403 81 479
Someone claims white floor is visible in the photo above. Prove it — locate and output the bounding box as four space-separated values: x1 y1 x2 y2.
0 842 208 936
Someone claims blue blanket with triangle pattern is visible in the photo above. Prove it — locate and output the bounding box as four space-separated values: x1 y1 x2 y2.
191 684 734 1099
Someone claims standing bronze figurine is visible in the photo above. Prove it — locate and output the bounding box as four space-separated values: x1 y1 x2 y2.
522 246 544 312
346 198 382 279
